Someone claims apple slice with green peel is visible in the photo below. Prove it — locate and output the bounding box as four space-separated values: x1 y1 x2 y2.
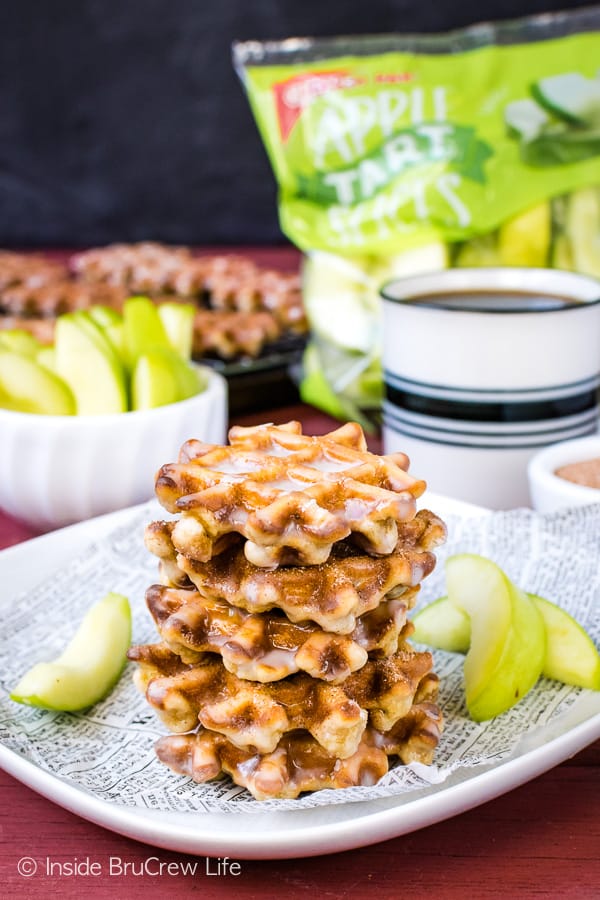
123 296 171 369
414 590 600 694
0 329 43 358
157 302 195 360
36 346 57 372
54 312 128 414
0 349 75 415
529 594 600 690
131 347 204 410
10 592 131 711
446 554 546 721
88 305 125 358
412 595 470 653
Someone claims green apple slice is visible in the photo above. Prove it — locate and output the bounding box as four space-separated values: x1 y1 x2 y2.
88 305 125 359
414 591 600 693
565 187 600 278
54 312 128 415
131 347 204 410
446 554 546 721
0 329 43 358
529 594 600 690
371 242 449 288
123 296 171 368
412 595 470 653
0 349 75 415
498 201 551 267
455 234 502 268
302 252 376 352
10 592 131 711
157 302 195 359
36 346 57 372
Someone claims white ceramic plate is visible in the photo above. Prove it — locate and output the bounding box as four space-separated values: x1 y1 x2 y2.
1 496 599 860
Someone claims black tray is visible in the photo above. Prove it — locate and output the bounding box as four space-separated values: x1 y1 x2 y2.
196 334 306 415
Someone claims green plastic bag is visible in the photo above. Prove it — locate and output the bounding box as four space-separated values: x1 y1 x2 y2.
234 8 600 422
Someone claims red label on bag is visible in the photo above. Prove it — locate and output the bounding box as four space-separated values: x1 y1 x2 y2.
272 70 366 141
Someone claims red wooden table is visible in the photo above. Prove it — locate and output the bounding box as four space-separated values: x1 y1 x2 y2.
1 403 598 900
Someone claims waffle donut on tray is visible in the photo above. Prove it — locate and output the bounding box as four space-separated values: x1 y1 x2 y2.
129 420 447 801
0 251 68 292
0 244 307 366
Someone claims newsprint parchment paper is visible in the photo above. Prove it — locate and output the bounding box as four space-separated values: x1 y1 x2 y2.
1 500 599 814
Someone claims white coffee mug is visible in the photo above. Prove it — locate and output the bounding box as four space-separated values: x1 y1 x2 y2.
381 268 600 509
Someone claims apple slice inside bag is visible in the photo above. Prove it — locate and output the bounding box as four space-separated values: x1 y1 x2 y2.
0 349 75 415
54 312 128 414
444 554 546 721
10 593 131 711
413 588 600 693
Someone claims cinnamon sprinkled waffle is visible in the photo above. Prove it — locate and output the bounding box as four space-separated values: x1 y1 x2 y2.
192 308 281 359
71 244 308 336
145 508 443 633
127 641 437 757
154 421 426 567
155 701 443 801
0 281 126 318
71 242 192 292
133 419 446 800
145 583 416 682
0 252 67 293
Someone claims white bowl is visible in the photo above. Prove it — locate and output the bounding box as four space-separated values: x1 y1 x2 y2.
528 434 600 513
0 366 227 530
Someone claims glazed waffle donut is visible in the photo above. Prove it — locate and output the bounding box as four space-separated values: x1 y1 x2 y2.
127 641 437 757
0 251 67 292
0 281 126 318
192 308 281 359
155 701 443 800
71 242 192 292
71 246 308 335
145 583 416 682
203 258 307 333
155 421 426 567
145 508 444 633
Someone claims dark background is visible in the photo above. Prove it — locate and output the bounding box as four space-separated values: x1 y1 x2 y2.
0 1 594 248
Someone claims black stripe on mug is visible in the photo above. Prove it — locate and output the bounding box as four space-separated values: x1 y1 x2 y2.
384 383 598 424
383 414 598 451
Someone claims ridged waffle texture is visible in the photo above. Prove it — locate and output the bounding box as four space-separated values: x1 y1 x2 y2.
127 641 438 757
145 507 444 633
145 583 417 682
155 701 443 800
155 421 426 567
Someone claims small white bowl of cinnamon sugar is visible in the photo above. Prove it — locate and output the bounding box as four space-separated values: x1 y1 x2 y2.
528 434 600 512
